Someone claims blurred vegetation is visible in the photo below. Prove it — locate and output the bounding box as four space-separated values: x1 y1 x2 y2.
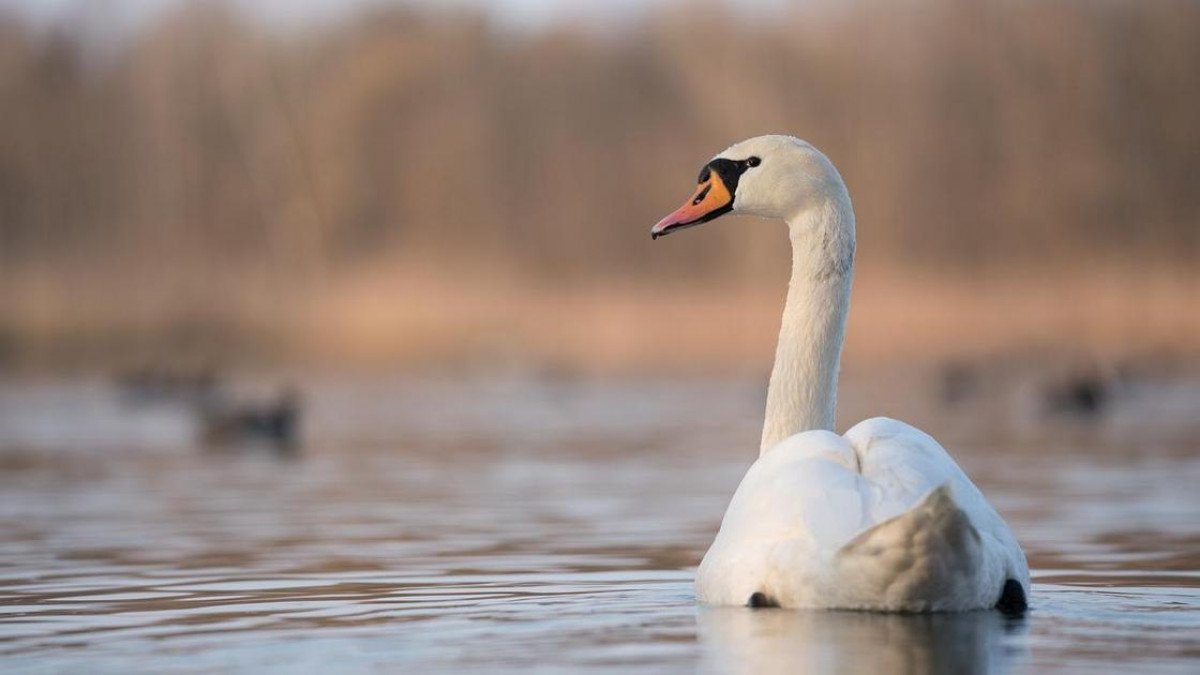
0 0 1197 372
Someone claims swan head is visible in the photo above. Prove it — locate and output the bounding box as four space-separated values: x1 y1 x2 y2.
651 135 848 239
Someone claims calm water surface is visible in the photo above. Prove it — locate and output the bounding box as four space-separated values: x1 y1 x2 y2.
0 376 1197 673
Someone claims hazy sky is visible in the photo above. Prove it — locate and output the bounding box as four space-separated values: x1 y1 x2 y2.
0 0 785 33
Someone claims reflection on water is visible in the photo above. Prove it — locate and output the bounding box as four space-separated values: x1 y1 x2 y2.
0 376 1197 672
699 607 1025 675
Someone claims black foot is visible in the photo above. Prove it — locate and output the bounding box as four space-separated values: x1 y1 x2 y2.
747 592 778 608
995 579 1027 615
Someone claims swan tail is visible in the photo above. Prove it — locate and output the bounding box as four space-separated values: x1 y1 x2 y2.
833 484 983 611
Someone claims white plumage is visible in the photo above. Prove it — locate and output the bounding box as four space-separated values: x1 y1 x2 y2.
697 418 1027 610
651 135 1029 611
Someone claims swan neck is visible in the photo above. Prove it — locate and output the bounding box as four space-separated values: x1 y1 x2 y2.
759 204 854 454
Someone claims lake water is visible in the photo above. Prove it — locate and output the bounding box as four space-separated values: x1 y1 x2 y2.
1 375 1197 673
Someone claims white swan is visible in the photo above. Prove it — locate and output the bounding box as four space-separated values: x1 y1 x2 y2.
651 135 1029 612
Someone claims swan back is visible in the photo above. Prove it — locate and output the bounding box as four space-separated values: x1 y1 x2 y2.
696 418 1030 611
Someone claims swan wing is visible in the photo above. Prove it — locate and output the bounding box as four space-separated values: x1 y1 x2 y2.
845 418 1029 583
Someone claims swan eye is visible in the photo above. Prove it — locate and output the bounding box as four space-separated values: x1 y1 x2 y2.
746 156 761 167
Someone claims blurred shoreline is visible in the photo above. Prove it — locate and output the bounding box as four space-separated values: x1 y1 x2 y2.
3 257 1196 375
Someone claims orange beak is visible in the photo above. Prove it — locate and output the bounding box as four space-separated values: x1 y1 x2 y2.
650 169 735 239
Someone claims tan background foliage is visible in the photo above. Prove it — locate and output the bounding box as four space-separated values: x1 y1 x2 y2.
1 0 1197 372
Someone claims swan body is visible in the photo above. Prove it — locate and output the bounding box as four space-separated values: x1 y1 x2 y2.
696 418 1027 611
651 135 1029 612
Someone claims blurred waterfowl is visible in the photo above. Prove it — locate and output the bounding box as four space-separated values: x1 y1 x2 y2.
1043 369 1116 419
932 355 1108 413
114 364 219 406
651 136 1028 612
939 361 981 408
198 385 302 453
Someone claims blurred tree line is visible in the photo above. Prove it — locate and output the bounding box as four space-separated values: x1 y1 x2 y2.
0 0 1197 368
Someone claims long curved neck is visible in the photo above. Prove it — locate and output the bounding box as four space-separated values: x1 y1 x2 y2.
760 199 855 454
